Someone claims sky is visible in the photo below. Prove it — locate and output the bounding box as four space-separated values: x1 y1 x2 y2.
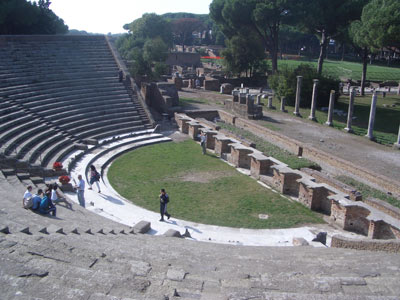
47 0 213 34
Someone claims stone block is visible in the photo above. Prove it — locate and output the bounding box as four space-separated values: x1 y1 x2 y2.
133 221 151 234
220 83 234 94
292 237 309 246
163 229 182 238
204 79 220 91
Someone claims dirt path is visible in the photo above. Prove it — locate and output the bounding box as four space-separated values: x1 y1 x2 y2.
179 88 400 193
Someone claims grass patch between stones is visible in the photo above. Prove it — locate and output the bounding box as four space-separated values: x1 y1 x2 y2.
217 122 319 170
108 140 323 229
336 175 400 210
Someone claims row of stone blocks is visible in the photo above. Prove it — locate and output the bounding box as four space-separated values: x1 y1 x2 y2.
175 112 400 241
0 221 191 239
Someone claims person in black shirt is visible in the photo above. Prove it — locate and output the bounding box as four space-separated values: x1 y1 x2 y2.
159 188 171 221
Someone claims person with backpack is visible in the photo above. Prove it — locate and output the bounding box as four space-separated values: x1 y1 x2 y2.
39 189 56 216
88 165 101 193
31 189 43 211
159 188 171 222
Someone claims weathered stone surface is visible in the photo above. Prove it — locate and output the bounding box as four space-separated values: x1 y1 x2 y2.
163 229 182 238
292 237 309 246
166 269 187 282
133 221 151 234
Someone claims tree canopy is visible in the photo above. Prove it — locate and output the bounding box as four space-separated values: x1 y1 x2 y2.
296 0 367 74
0 0 68 34
210 0 298 74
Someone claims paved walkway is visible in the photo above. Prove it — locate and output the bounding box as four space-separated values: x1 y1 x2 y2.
65 131 360 248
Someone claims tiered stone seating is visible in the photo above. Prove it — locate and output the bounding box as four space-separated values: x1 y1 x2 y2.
0 35 151 171
1 166 400 299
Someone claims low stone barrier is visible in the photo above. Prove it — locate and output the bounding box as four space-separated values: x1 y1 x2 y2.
331 235 400 253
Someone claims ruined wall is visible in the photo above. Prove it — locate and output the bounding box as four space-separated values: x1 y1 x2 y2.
332 235 400 253
364 197 400 220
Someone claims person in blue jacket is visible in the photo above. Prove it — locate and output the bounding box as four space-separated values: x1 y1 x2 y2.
39 189 56 216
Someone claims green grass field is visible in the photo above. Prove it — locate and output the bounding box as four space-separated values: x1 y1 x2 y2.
108 140 323 229
278 59 400 81
263 94 400 145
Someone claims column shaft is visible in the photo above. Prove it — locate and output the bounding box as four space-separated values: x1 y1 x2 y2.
344 88 355 133
294 76 302 116
325 90 335 126
365 92 378 140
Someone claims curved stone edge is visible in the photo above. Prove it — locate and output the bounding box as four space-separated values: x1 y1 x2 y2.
332 235 400 253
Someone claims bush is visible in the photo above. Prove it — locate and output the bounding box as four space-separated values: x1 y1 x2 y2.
269 64 340 108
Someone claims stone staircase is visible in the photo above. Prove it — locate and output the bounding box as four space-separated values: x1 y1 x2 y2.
0 35 152 173
1 153 400 299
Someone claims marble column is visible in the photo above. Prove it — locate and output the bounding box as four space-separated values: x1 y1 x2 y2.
397 81 400 95
344 88 355 133
293 76 303 116
280 97 287 112
325 90 335 127
365 92 378 140
308 79 319 121
394 125 400 149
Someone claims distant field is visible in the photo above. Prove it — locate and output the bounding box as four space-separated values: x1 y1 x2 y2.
108 140 323 229
278 59 400 81
201 57 400 81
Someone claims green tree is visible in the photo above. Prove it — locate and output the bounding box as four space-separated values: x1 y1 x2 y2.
118 13 173 80
0 0 68 34
210 0 298 74
171 18 203 51
296 0 366 75
222 33 266 77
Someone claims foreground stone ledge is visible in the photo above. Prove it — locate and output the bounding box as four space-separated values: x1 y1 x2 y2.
331 235 400 253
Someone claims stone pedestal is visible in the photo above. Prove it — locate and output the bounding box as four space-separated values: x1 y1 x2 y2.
308 79 319 121
365 92 378 140
256 94 262 105
179 117 192 134
344 88 355 133
393 125 400 149
267 96 275 109
325 90 335 127
280 97 287 112
250 155 275 178
214 136 233 157
188 122 203 140
202 130 218 150
230 145 253 169
293 76 303 116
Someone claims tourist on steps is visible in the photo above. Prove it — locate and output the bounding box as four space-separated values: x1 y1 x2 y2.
74 175 86 208
31 189 43 211
51 184 72 208
22 186 33 208
159 188 171 222
88 165 101 193
39 190 56 216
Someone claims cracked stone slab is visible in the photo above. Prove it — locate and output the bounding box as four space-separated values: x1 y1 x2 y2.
130 260 152 277
166 269 187 281
340 277 367 286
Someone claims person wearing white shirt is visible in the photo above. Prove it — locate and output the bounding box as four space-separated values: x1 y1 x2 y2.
51 184 72 209
74 175 85 207
23 186 33 208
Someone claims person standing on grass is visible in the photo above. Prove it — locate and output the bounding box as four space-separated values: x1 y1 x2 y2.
200 131 207 155
159 188 171 222
74 175 85 207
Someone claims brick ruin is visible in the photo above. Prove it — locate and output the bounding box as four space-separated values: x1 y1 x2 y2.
175 111 400 243
223 89 263 120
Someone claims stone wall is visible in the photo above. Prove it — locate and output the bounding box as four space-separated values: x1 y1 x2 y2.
331 235 400 253
174 111 400 241
364 197 400 220
141 82 179 115
204 79 220 91
166 52 201 67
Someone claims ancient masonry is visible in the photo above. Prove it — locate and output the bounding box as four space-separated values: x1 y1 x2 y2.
175 111 400 248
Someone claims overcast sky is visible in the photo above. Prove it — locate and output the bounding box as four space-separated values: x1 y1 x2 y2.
46 0 213 34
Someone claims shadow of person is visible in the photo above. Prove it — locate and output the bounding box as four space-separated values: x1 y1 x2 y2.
98 193 125 205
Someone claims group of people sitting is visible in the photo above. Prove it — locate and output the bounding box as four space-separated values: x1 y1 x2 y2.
23 183 72 216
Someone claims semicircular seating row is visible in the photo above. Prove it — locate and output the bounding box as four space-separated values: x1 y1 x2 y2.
0 35 152 173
